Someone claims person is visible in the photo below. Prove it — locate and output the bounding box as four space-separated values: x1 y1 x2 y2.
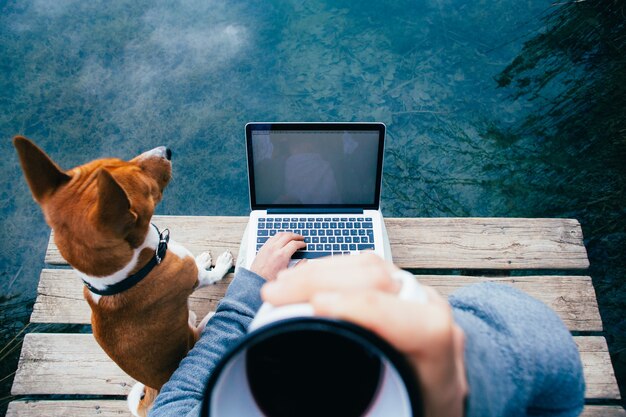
149 233 585 417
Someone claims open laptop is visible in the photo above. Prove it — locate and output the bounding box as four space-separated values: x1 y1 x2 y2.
244 122 387 269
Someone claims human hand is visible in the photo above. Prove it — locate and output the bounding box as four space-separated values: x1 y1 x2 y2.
250 232 306 281
261 253 468 417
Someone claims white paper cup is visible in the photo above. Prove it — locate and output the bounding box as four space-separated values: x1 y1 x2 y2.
203 270 427 417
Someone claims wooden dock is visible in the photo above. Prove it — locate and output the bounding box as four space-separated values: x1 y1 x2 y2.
7 216 626 416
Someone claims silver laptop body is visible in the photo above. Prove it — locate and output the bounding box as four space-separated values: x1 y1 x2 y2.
244 122 387 269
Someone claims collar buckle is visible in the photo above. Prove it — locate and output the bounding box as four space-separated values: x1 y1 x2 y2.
155 228 170 264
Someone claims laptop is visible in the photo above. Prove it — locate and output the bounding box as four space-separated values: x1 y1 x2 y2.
244 122 387 269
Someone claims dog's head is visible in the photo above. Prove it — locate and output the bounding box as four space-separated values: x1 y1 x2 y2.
13 136 172 275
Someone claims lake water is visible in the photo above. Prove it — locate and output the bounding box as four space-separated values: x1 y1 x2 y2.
1 0 625 412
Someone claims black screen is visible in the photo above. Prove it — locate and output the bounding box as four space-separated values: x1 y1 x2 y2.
248 124 384 208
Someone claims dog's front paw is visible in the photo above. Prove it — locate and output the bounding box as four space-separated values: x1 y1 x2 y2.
196 251 233 287
195 251 213 271
214 251 234 276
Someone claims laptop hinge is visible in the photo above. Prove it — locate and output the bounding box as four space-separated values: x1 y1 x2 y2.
267 208 364 214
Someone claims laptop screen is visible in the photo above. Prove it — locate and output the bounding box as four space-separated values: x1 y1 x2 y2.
246 123 385 210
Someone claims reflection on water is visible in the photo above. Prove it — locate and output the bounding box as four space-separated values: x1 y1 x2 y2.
1 0 624 410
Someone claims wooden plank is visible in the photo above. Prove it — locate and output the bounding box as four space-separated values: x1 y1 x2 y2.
386 217 588 269
6 401 626 417
575 336 622 400
11 334 619 400
11 334 135 396
581 406 626 417
32 270 602 331
7 400 129 417
45 216 589 270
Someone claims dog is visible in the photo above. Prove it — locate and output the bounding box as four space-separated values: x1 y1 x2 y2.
13 136 233 416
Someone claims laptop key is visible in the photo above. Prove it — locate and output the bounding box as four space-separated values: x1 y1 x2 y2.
349 244 357 251
304 237 311 243
257 237 269 244
292 251 332 259
269 230 277 236
316 244 324 251
363 222 373 229
341 244 348 251
312 237 319 243
346 222 353 229
257 230 269 236
333 244 340 251
324 244 331 251
258 223 265 229
321 237 328 243
308 244 315 251
358 244 375 251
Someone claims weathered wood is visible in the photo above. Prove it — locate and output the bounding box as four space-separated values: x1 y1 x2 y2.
45 216 589 269
7 401 625 417
10 334 619 400
31 270 602 331
580 407 626 417
7 401 129 417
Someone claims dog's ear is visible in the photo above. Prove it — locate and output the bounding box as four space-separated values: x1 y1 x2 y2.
13 136 71 204
95 169 138 236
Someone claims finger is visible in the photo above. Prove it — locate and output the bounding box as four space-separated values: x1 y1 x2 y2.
262 254 399 305
274 232 304 247
282 239 307 256
311 290 453 354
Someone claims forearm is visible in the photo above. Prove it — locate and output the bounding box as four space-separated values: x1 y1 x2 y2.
149 268 265 417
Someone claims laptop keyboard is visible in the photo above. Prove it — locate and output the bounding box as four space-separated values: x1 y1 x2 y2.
256 216 375 259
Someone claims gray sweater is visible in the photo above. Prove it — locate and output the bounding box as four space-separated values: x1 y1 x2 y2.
149 268 585 417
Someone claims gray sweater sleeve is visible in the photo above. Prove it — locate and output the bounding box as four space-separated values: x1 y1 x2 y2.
149 268 265 417
450 283 585 417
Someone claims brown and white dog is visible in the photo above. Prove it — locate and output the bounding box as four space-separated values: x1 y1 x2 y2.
13 136 233 416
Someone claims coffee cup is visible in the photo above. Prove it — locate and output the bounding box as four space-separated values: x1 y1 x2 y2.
203 269 427 417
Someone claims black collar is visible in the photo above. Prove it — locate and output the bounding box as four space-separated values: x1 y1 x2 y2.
82 224 170 296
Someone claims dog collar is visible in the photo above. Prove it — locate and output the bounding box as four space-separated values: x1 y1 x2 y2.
82 224 170 296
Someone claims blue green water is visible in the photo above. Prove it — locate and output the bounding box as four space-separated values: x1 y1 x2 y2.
1 0 625 411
